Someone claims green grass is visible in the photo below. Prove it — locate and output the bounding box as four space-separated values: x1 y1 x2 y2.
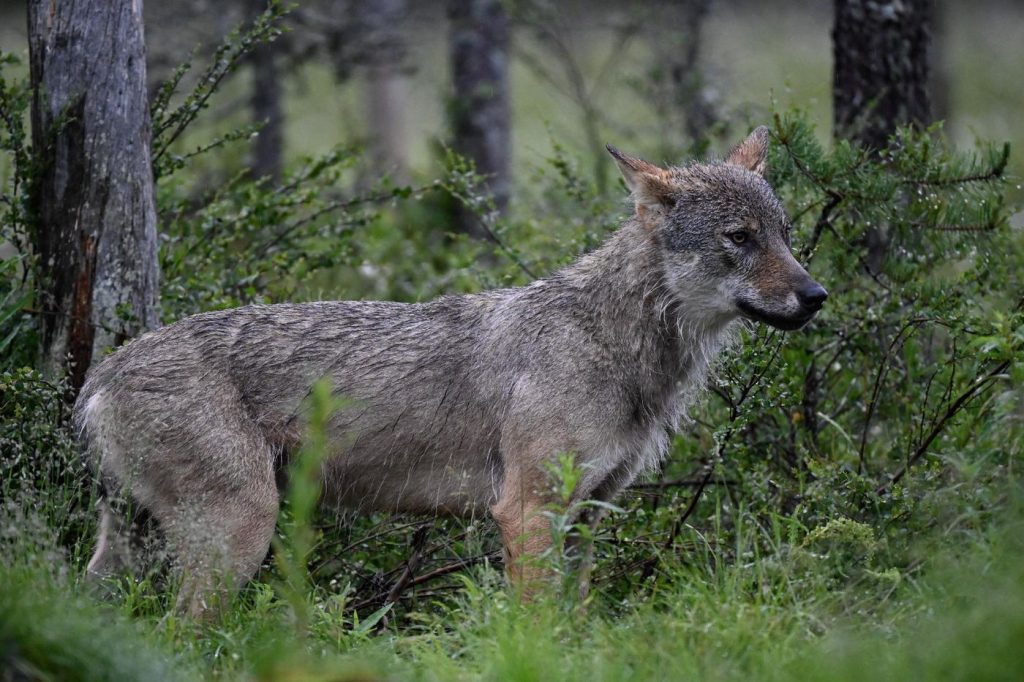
3 479 1023 681
3 4 1024 679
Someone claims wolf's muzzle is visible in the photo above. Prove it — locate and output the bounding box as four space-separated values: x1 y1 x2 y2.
736 276 828 332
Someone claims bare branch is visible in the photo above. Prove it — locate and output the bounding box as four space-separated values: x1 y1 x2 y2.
878 358 1011 494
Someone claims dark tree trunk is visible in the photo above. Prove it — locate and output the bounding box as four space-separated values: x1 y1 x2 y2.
833 0 932 149
249 0 283 182
675 0 717 147
650 0 717 157
928 0 951 123
833 0 932 273
448 0 510 239
28 0 161 391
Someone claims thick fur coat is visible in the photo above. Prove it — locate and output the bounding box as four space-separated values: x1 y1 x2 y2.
76 127 826 616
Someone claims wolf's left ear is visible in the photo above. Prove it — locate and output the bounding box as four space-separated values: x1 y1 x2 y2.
606 144 675 212
725 126 770 176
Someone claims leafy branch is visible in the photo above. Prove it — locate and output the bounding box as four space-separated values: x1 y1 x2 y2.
150 1 289 180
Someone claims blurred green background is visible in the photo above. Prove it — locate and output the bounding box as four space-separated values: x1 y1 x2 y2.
3 0 1021 209
2 3 1023 680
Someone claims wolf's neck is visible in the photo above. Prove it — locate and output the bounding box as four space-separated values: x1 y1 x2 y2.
560 218 734 385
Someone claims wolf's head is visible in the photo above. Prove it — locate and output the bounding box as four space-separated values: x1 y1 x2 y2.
608 127 827 331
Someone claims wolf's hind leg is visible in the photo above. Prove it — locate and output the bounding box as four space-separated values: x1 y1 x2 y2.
165 469 280 620
86 498 126 578
86 496 152 579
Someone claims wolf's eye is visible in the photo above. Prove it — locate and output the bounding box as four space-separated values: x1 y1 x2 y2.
728 230 749 245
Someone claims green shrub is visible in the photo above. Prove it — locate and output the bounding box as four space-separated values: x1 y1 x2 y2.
1 8 1022 678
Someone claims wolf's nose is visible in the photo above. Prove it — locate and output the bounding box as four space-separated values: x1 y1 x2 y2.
797 282 828 311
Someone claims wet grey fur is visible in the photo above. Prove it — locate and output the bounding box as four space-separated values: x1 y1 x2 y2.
75 128 825 615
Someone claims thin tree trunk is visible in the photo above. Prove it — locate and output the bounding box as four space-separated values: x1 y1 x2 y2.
448 0 510 239
366 70 409 180
928 0 950 123
651 0 716 157
359 0 410 182
833 0 932 273
676 0 716 147
249 0 283 182
28 0 161 392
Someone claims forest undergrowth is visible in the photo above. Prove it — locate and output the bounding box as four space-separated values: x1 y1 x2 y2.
1 10 1023 679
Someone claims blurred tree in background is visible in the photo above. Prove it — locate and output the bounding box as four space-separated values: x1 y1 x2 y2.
357 0 412 183
0 3 1021 678
448 0 511 237
247 0 284 182
646 0 720 157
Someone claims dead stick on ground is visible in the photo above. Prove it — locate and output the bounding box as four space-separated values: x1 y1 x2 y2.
407 551 502 588
384 526 430 606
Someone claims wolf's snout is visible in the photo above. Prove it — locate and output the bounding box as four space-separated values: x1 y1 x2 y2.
796 281 828 312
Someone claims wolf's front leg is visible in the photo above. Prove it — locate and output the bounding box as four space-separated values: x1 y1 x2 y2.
490 465 555 599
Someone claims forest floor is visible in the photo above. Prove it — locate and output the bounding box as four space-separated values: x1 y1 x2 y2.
2 3 1024 680
3 477 1023 681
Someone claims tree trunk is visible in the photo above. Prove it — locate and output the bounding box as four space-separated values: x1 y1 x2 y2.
833 0 932 149
650 0 717 157
358 0 410 182
833 0 932 273
28 0 161 392
448 0 510 239
249 0 283 182
928 0 950 123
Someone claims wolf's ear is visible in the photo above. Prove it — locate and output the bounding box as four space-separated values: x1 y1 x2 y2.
725 126 770 176
606 144 675 212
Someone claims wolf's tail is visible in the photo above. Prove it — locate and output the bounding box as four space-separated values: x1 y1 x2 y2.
73 354 119 480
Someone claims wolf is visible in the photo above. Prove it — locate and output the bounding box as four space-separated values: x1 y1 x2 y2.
75 127 826 617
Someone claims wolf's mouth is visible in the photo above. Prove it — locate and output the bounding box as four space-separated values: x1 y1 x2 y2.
736 300 817 331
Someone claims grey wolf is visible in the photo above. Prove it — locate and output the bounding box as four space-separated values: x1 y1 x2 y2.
75 127 827 617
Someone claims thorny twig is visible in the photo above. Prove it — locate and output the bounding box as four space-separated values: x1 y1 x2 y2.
252 185 433 261
152 5 285 167
312 519 429 578
406 551 501 589
801 191 843 262
637 462 715 583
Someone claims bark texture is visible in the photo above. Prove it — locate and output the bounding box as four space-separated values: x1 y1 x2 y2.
448 0 510 238
28 0 161 391
833 0 932 149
